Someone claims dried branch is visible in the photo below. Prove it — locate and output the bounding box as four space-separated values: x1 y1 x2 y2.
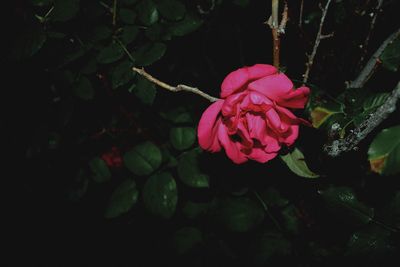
132 67 220 103
266 0 288 68
302 0 333 84
299 0 304 28
359 0 384 65
324 81 400 157
348 27 400 89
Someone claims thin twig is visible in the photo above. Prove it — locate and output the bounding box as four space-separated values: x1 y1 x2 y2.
324 81 400 157
359 0 384 66
112 0 117 26
279 1 289 34
253 191 283 232
299 0 304 28
132 67 220 102
302 0 333 84
348 27 400 89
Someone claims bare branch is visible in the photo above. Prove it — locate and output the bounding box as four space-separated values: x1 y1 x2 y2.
348 27 400 89
279 1 289 34
302 0 333 84
112 0 117 26
359 0 384 65
324 81 400 157
132 67 220 103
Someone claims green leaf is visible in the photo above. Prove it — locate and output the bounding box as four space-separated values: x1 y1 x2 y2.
310 101 343 128
89 157 111 183
120 25 139 45
280 148 319 178
119 8 136 24
363 93 390 111
250 231 291 266
73 76 94 100
145 24 171 41
123 141 162 176
217 197 265 232
105 179 139 218
132 76 157 105
157 0 186 21
137 0 159 26
52 0 80 22
135 42 166 66
121 0 138 5
81 58 97 75
182 201 210 219
172 227 202 255
381 35 400 72
88 25 112 42
259 187 289 208
347 225 394 258
10 23 46 60
161 107 192 124
282 205 300 235
66 169 89 202
177 148 209 188
142 172 178 219
96 43 124 64
320 186 374 225
31 0 53 6
59 47 86 67
169 13 203 36
170 127 196 150
111 60 135 89
368 125 400 175
233 0 250 7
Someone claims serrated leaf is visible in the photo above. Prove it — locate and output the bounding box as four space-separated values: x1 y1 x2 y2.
73 76 94 100
183 201 210 219
320 186 374 225
177 148 209 188
280 148 319 178
52 0 80 22
347 225 394 258
105 179 139 218
381 35 400 72
368 125 400 175
169 13 203 36
96 43 124 64
142 172 177 219
111 60 135 89
170 127 196 150
10 23 46 60
250 231 291 266
31 0 53 6
137 0 159 26
172 227 202 255
89 157 111 183
120 25 139 45
157 0 186 21
363 93 390 111
135 42 166 66
310 107 340 128
123 141 162 176
132 76 157 105
88 25 112 42
145 24 171 41
119 8 136 24
217 197 264 232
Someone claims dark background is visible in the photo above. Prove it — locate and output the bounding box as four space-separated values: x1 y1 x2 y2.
6 0 400 266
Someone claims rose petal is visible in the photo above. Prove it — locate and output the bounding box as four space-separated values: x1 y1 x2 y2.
276 105 311 126
280 125 299 146
221 68 249 98
266 108 283 131
247 64 277 80
218 124 248 164
248 148 278 163
248 73 293 101
198 100 224 150
222 92 247 117
277 86 310 109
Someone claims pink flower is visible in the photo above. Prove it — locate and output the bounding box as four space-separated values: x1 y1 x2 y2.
197 64 310 164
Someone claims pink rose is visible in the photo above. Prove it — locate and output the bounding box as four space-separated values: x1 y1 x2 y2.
197 64 310 164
